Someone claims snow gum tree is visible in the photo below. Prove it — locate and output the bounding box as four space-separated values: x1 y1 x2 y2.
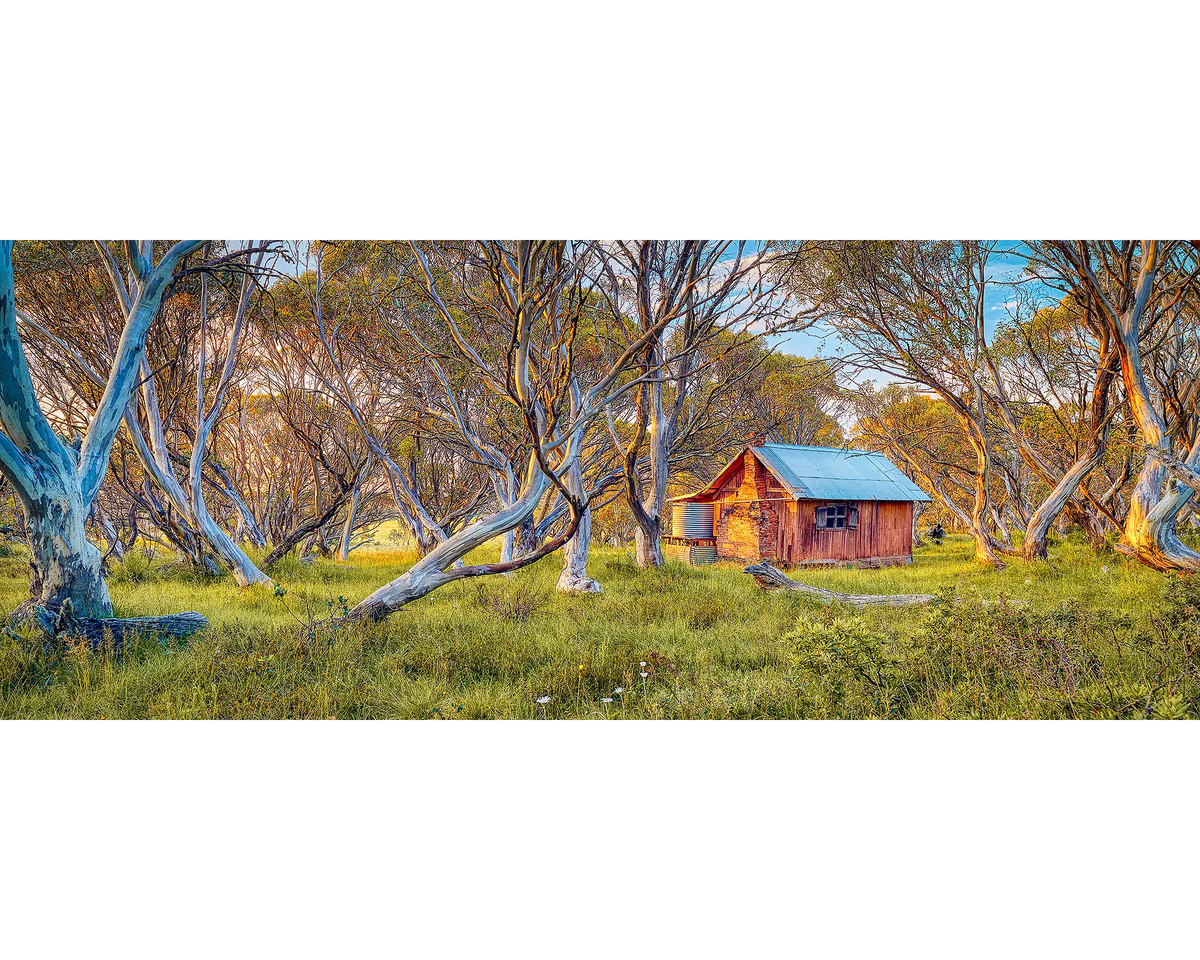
0 240 205 621
348 240 680 619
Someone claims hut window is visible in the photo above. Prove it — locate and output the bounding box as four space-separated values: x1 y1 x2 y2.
815 503 858 530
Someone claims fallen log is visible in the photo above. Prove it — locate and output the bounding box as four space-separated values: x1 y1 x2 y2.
10 602 209 648
68 612 210 647
743 562 937 607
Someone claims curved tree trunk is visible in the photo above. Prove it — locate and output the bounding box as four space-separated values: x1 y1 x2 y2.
350 454 559 619
1122 441 1200 572
1110 256 1200 571
1 239 211 632
966 431 1004 569
1023 445 1108 560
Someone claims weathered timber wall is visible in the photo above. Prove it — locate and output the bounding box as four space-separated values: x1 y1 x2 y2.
779 499 914 565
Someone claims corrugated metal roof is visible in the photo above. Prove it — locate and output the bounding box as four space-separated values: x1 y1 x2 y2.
752 444 932 502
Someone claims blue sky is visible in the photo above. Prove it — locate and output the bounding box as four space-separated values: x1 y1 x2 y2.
254 239 1050 389
771 241 1050 385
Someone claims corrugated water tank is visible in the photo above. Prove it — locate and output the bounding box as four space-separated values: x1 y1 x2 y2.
672 502 715 539
664 541 718 566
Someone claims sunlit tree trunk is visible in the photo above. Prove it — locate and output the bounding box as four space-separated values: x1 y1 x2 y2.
1110 245 1200 571
964 403 1004 569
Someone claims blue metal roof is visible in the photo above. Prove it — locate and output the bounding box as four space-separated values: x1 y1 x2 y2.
751 444 932 502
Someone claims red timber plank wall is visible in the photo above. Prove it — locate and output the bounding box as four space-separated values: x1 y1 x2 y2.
710 450 914 565
785 499 914 566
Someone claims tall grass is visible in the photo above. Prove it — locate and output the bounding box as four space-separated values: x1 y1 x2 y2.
0 536 1196 718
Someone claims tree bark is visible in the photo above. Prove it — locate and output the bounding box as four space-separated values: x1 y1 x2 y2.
556 452 600 594
338 482 360 562
513 514 537 558
1 239 209 625
744 562 936 606
1023 445 1108 560
23 483 112 618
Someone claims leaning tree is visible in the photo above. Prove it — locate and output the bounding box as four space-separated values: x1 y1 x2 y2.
1036 241 1200 572
799 240 1012 568
346 240 681 618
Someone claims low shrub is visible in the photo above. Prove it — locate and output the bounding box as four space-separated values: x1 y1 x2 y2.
472 578 551 622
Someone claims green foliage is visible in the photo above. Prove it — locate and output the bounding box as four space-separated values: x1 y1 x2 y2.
1179 527 1200 552
786 614 911 718
0 536 1197 719
107 552 160 586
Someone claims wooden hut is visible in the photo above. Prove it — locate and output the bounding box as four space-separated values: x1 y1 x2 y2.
669 443 931 568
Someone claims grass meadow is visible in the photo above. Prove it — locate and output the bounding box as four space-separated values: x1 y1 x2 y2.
1 534 1197 719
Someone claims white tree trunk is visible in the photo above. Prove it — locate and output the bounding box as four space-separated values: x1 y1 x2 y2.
350 451 559 619
25 482 112 619
1 240 206 621
556 454 600 594
338 483 360 562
